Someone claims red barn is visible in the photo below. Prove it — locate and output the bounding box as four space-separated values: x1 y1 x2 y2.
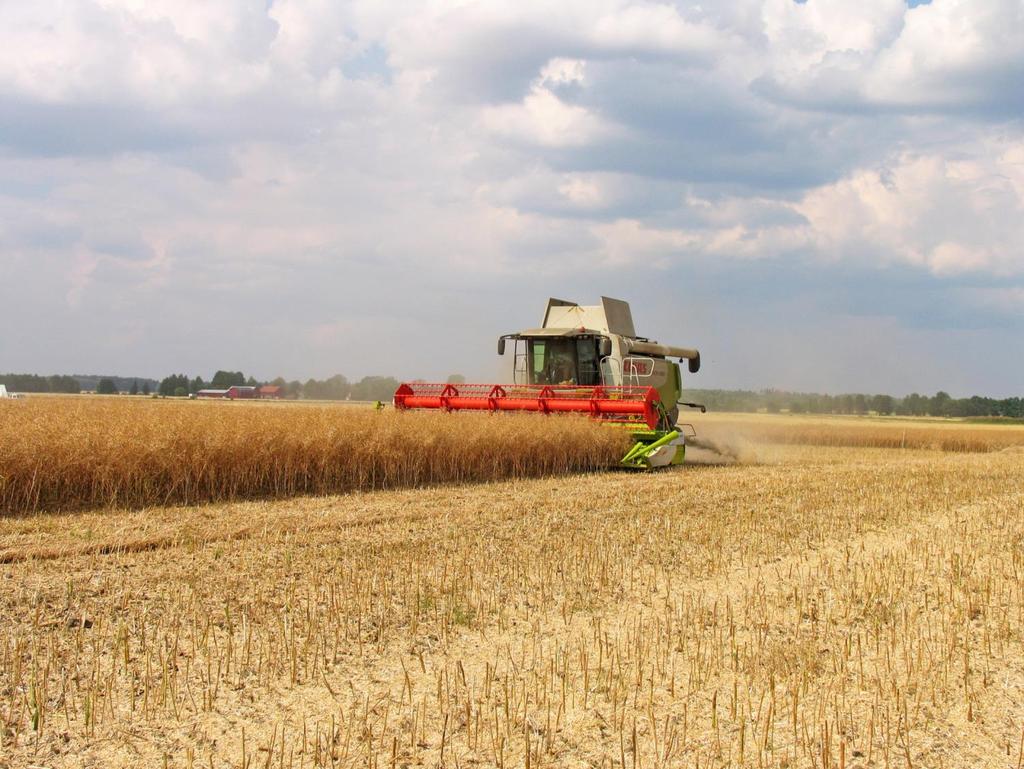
258 385 283 399
226 386 257 400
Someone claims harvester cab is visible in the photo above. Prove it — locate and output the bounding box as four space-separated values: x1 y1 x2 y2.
394 297 704 468
497 297 701 428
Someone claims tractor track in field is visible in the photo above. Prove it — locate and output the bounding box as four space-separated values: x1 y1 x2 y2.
0 467 671 564
0 502 432 564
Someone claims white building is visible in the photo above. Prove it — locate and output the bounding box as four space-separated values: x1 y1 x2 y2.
0 385 23 399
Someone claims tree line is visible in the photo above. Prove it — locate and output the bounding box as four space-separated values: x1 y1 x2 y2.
1 370 446 402
154 371 405 402
5 370 1020 417
0 373 81 393
687 389 1024 419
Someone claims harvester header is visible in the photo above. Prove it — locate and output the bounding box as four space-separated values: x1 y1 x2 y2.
393 383 664 429
394 297 704 467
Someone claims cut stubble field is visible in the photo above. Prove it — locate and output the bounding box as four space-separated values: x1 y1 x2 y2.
1 398 1024 768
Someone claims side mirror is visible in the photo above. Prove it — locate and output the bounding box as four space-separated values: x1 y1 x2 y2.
497 338 506 355
687 352 701 374
599 337 612 357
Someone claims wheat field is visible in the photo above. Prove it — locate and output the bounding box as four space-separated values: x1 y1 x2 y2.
2 398 1022 516
693 412 1024 454
0 398 627 514
1 400 1024 768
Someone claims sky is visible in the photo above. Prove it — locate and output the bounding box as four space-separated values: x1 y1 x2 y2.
0 0 1022 397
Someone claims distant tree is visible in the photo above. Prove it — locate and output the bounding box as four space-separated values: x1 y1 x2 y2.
286 380 302 399
320 375 351 400
349 376 401 402
446 374 466 384
765 390 785 413
930 391 952 417
174 386 187 398
190 376 205 394
48 375 81 393
900 393 927 416
211 370 245 388
246 376 259 387
327 374 351 399
1 374 46 392
870 394 894 415
159 374 190 396
96 378 118 395
265 376 291 396
142 381 151 395
951 396 981 418
1006 397 1024 419
130 379 139 395
301 375 351 400
0 374 77 393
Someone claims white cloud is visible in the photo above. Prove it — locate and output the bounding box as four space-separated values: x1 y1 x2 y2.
479 56 626 148
481 81 617 147
760 0 1024 113
589 2 724 55
798 144 1024 275
0 0 1022 391
558 176 606 207
865 0 1024 108
0 1 280 105
762 0 906 67
567 141 1024 276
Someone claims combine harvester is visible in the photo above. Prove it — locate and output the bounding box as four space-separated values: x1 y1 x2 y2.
394 297 705 468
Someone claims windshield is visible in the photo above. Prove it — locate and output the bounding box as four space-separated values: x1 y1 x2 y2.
527 338 601 386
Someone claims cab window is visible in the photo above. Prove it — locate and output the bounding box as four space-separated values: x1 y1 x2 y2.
530 341 547 383
525 337 603 385
576 339 600 386
530 339 576 385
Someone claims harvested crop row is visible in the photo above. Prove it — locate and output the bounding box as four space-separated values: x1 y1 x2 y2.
0 399 628 514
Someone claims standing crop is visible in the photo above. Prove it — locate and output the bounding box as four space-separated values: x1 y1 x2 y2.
0 399 627 514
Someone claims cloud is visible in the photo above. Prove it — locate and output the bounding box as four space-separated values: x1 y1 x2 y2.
756 0 1024 116
480 59 620 147
383 1 726 104
798 141 1024 275
0 0 1022 395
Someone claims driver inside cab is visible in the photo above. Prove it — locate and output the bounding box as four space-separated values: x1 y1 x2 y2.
545 350 576 385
